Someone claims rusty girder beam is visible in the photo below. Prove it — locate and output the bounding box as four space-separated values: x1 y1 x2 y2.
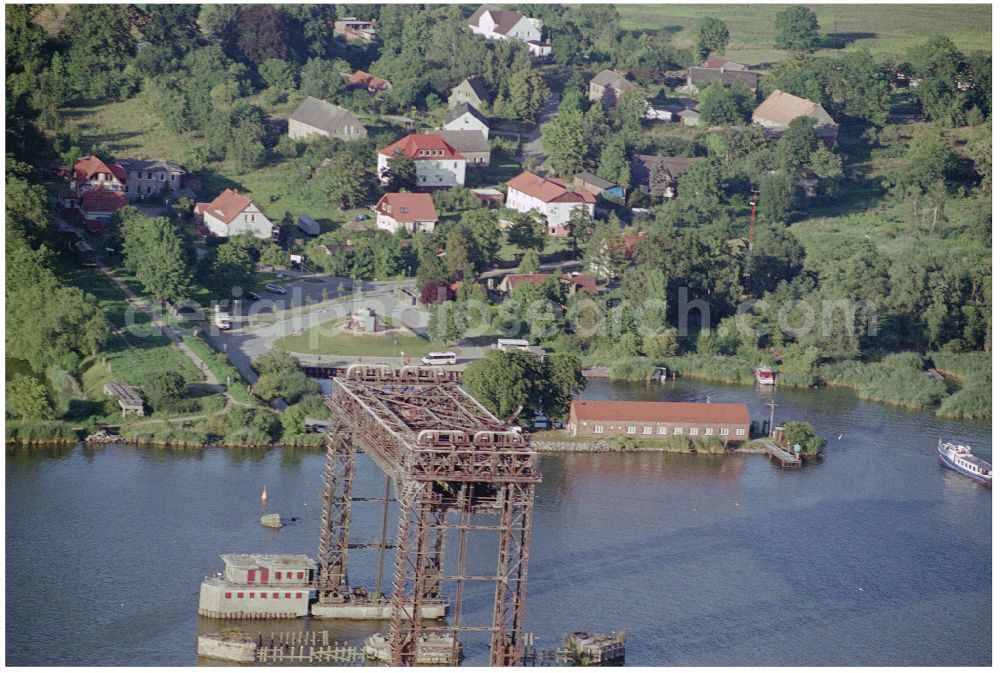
316 421 355 602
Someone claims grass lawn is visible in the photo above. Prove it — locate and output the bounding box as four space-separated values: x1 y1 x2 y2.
617 4 991 63
79 334 204 399
272 318 448 358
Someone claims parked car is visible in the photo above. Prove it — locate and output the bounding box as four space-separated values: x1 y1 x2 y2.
265 283 287 295
246 291 261 301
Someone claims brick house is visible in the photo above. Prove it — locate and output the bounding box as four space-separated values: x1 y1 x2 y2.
377 134 467 188
194 189 273 239
288 96 366 142
373 192 439 234
567 399 750 442
505 171 596 236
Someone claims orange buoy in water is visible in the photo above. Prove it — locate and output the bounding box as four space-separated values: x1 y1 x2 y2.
261 486 268 504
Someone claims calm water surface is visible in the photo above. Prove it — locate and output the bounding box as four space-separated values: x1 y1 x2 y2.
6 379 991 665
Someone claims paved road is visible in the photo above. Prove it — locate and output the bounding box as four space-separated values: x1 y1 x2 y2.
522 93 561 166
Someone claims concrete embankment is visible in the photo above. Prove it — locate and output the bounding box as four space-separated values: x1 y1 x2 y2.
530 439 733 455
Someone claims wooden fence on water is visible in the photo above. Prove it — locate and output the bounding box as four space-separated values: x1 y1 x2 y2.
256 631 362 665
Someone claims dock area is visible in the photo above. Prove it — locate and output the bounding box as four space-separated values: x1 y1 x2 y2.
763 439 802 468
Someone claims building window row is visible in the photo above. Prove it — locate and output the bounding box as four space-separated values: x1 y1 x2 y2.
225 592 303 599
592 424 745 437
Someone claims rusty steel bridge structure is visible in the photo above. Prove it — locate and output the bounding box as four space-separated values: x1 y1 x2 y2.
316 364 540 666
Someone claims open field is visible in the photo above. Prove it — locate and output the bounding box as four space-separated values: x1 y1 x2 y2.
617 4 991 64
272 318 447 357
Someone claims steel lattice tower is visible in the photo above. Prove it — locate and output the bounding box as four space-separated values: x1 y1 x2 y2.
315 364 540 666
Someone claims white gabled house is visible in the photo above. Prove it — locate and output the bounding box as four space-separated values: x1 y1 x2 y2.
377 134 467 188
441 103 490 139
468 4 543 44
194 189 273 239
505 171 596 236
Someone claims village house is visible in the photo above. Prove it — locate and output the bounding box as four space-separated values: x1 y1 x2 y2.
505 171 596 236
373 192 439 234
347 70 391 93
437 130 490 167
588 69 637 107
752 89 839 140
497 272 598 296
288 97 367 142
685 66 759 95
448 76 492 111
195 189 274 239
467 4 543 44
117 158 185 200
71 155 127 194
79 189 129 227
677 109 700 127
631 154 702 199
441 103 490 139
573 172 625 200
702 56 748 71
566 399 750 442
333 17 376 43
377 134 467 187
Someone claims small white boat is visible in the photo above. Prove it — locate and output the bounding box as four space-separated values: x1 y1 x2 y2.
754 366 776 385
937 440 991 486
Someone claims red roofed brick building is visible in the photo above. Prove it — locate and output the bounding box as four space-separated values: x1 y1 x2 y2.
71 155 128 194
505 171 596 236
497 272 598 296
79 188 129 228
347 70 391 93
567 399 750 442
373 192 439 234
194 189 273 239
377 134 467 187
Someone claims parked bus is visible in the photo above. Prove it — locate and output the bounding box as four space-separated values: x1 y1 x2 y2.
421 351 457 366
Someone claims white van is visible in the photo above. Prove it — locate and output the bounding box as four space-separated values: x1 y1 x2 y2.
422 352 457 365
213 305 232 330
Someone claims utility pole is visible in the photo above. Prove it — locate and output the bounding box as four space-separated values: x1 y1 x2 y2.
748 189 760 250
767 398 777 437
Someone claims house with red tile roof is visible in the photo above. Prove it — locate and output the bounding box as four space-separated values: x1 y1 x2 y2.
194 189 273 239
71 155 128 194
505 171 596 236
497 272 598 296
567 399 750 441
79 188 129 226
373 193 439 234
347 70 391 93
377 134 467 187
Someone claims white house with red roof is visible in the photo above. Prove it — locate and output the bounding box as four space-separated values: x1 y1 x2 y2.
71 155 128 194
373 193 439 234
194 189 273 239
377 134 467 188
505 171 596 236
468 5 543 44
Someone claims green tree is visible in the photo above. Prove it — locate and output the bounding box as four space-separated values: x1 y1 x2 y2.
540 353 585 421
140 371 187 410
299 57 349 101
381 154 418 192
314 153 372 209
597 137 632 190
259 58 296 101
463 350 545 420
518 249 541 273
281 405 307 437
59 5 136 98
696 17 730 59
120 209 191 303
444 226 477 275
774 5 820 52
699 80 755 126
462 209 502 268
782 421 826 456
6 374 54 420
507 66 550 122
211 238 257 294
507 213 546 252
776 116 819 170
758 171 797 224
541 108 588 178
428 301 466 343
